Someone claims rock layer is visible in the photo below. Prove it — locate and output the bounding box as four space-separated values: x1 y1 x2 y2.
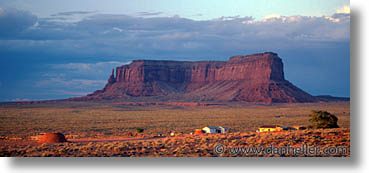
85 52 319 103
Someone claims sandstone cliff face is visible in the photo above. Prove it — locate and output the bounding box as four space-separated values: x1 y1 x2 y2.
87 52 318 103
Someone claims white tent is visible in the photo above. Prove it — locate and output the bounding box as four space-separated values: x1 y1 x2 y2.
218 126 228 133
202 126 228 134
202 127 220 133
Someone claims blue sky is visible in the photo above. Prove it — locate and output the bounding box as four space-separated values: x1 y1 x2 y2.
0 0 350 101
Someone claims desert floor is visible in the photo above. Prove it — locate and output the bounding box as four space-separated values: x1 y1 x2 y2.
0 101 350 157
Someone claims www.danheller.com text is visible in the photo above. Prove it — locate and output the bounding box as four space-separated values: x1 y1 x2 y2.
213 143 349 156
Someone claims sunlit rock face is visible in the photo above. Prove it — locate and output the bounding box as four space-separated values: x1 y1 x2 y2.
83 52 318 103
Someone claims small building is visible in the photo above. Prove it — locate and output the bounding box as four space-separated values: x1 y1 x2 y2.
202 126 228 134
257 125 284 132
202 127 219 133
218 126 228 133
293 126 307 130
194 129 205 135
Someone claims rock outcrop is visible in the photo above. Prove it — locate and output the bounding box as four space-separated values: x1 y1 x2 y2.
38 132 68 144
82 52 320 103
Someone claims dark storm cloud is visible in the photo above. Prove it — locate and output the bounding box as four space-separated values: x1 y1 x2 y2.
2 12 348 57
0 7 37 38
0 10 349 50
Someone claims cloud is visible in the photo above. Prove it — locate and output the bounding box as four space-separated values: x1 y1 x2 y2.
51 10 98 17
50 61 129 78
215 15 242 21
112 27 123 32
264 14 281 20
32 77 105 98
46 10 98 22
138 11 163 16
0 11 349 59
336 5 350 14
0 9 350 100
35 77 106 90
0 7 37 38
32 61 130 96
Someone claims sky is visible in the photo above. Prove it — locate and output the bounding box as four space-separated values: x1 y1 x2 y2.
0 0 350 101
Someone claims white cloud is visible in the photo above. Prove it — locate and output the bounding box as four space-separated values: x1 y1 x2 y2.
34 61 131 95
51 11 97 17
336 5 350 14
54 61 127 69
264 14 281 20
51 61 129 76
35 77 106 89
325 16 340 23
215 15 242 21
159 32 197 40
112 27 123 32
137 11 163 17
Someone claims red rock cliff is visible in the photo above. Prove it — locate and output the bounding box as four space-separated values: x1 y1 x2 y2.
87 52 318 103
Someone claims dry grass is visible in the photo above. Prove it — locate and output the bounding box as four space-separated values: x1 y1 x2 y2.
0 128 350 157
0 101 350 157
0 101 349 139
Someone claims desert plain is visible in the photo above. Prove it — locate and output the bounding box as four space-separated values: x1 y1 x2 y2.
0 101 350 157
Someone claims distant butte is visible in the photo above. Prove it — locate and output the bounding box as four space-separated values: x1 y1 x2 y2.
66 52 348 104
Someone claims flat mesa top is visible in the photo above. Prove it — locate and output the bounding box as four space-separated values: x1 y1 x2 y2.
127 52 280 66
